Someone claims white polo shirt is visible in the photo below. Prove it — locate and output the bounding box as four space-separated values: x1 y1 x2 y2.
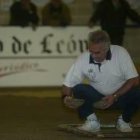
63 45 138 95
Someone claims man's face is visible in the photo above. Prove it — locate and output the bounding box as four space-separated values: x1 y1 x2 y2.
88 43 108 62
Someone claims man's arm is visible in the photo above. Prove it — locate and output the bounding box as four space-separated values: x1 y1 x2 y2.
122 0 140 24
61 85 73 100
113 76 139 99
88 1 104 27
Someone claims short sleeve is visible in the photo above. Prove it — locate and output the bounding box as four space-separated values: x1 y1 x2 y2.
63 56 85 87
119 47 138 80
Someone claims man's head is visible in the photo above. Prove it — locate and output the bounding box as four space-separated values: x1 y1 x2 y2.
88 30 111 62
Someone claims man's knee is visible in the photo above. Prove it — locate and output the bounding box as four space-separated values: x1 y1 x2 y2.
72 84 92 93
72 84 90 98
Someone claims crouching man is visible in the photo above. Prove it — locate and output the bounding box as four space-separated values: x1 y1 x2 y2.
61 30 140 132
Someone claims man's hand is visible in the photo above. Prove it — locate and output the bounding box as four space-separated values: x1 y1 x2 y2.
101 95 115 109
93 95 115 109
63 96 85 109
93 99 107 109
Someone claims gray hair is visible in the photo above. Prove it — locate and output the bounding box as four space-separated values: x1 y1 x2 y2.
88 30 111 49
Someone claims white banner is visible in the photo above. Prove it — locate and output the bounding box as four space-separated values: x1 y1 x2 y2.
0 26 100 87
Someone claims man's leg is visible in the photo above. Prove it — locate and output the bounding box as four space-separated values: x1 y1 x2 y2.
109 87 140 123
72 84 104 119
108 87 140 132
72 84 103 132
120 87 140 123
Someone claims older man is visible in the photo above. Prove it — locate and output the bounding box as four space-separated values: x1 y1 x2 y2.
61 30 140 132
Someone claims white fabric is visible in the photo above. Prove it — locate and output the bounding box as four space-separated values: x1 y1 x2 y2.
63 45 138 95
